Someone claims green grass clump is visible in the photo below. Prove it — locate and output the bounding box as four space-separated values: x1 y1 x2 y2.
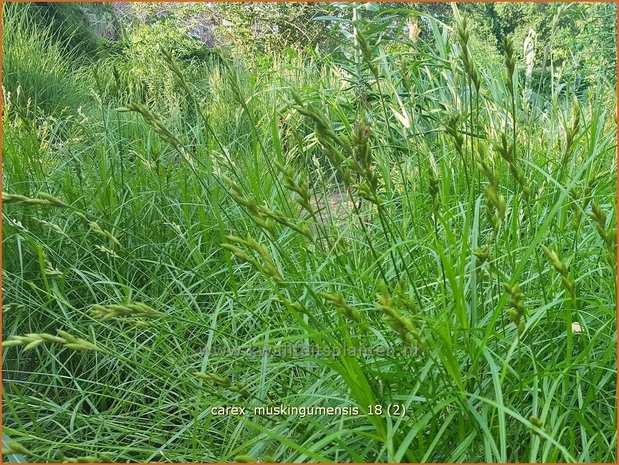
1 3 87 119
2 4 616 463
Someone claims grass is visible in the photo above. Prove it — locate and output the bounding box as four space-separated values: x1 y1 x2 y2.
2 4 617 463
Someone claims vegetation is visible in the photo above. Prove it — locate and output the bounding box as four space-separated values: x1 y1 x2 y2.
2 2 616 463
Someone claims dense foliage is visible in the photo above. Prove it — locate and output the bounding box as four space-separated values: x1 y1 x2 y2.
2 2 617 463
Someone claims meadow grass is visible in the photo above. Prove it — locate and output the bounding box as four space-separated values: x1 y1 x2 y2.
1 5 617 463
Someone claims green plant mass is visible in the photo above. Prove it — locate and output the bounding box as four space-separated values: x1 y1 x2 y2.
1 2 617 463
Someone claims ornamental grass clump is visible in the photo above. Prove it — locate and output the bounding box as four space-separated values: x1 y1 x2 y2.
1 5 616 463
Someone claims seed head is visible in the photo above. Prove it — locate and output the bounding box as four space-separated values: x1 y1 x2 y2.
2 330 100 352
